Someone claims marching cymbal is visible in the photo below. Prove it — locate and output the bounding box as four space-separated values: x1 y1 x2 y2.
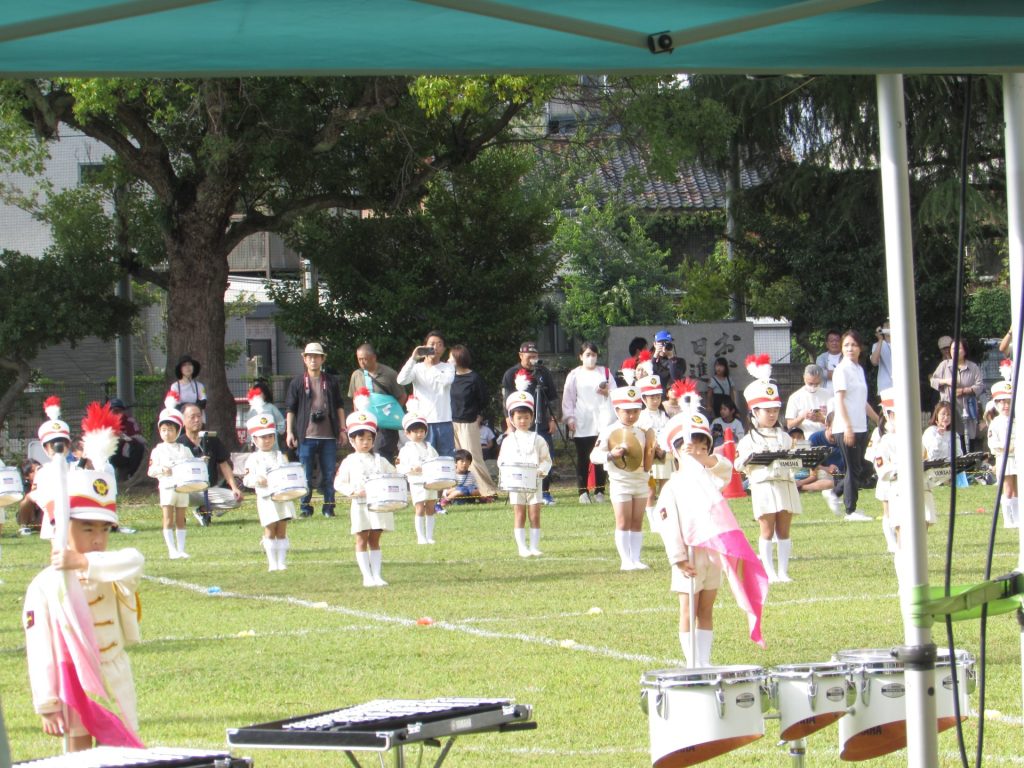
608 427 643 471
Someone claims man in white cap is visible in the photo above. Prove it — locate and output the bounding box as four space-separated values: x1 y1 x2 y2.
285 342 348 517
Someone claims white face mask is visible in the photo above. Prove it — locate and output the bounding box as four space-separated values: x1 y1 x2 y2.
805 383 819 393
581 353 598 369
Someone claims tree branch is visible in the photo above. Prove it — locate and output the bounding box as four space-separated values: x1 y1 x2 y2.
222 193 365 254
0 357 33 434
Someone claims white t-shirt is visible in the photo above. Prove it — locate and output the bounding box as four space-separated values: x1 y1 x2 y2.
872 340 893 392
832 359 868 433
785 386 830 436
816 351 842 394
396 358 455 423
561 365 615 437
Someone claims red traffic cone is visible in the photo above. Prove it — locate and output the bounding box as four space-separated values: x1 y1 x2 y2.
719 427 747 499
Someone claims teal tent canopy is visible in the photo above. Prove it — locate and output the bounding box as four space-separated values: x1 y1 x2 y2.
0 0 1022 77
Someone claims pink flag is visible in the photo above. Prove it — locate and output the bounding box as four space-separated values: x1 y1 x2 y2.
657 458 769 647
44 570 144 747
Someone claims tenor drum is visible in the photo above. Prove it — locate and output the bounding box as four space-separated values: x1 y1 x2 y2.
365 473 408 512
172 458 209 493
935 648 975 732
422 456 457 490
267 463 307 502
499 462 538 493
770 662 853 741
0 465 24 507
640 666 767 767
834 649 906 761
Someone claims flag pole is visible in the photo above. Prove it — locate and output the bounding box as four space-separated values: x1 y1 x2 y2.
49 445 72 753
688 544 697 668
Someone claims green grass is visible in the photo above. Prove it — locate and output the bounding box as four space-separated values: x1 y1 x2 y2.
1 482 1021 767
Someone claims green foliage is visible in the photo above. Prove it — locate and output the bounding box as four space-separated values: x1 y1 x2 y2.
410 75 563 119
271 147 557 389
964 286 1011 340
552 194 677 344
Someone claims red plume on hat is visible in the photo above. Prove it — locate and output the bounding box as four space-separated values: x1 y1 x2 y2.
164 389 180 410
81 401 122 467
247 386 265 409
636 349 653 377
514 368 532 392
354 386 371 412
43 395 61 420
620 356 637 385
672 378 700 406
1001 358 1014 381
745 354 772 382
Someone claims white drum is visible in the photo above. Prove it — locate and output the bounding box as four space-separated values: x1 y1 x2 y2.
422 456 457 490
770 662 853 741
641 666 767 767
0 465 24 507
935 648 975 732
499 462 538 493
834 648 907 761
172 458 209 493
267 463 307 502
365 473 409 512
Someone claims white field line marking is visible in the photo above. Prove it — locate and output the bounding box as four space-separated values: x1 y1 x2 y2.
146 575 677 666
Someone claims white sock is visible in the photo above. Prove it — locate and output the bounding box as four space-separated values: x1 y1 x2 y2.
614 529 631 567
414 515 426 543
776 538 792 580
1009 498 1020 528
355 550 373 585
696 629 714 667
630 531 644 564
369 549 386 585
278 538 289 570
425 515 436 542
262 538 275 570
530 527 541 553
163 528 177 556
758 537 777 579
882 516 898 553
176 528 187 556
678 632 693 667
514 527 528 554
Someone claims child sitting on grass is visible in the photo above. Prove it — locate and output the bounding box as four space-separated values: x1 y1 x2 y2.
440 449 482 508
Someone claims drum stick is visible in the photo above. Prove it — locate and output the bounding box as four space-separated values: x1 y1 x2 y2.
688 544 697 669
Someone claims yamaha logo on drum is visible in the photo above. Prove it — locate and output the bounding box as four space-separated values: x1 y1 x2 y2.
880 682 905 698
734 691 756 708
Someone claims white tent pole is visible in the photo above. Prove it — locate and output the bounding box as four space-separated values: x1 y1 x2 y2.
1002 73 1024 722
876 73 939 768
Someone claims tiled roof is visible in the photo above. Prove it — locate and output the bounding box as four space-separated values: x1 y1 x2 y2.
590 145 766 212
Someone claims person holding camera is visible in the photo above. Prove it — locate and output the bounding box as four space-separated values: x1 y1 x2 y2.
177 402 243 526
285 342 348 518
501 341 559 505
651 330 686 395
869 320 893 394
785 364 830 438
396 331 456 457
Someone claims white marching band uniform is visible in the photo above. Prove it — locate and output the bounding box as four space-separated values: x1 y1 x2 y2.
590 422 653 501
397 440 440 504
497 430 552 507
335 452 399 535
639 408 672 481
147 442 193 508
242 450 296 527
735 428 802 519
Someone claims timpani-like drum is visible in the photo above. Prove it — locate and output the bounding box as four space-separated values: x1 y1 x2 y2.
171 457 209 493
267 462 307 502
640 666 767 767
499 462 538 494
0 465 24 507
770 662 854 741
365 473 409 512
421 456 457 490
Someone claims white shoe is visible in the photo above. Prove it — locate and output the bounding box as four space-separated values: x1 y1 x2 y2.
426 539 436 544
620 562 637 571
821 489 843 516
579 492 591 504
529 547 543 557
776 573 792 583
177 551 190 559
168 551 181 559
362 577 376 587
373 577 388 587
417 538 428 545
594 492 606 503
845 510 873 522
632 561 650 570
518 547 532 558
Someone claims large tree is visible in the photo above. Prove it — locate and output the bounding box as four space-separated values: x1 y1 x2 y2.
4 76 553 444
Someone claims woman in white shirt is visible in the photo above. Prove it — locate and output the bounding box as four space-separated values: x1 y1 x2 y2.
561 342 615 504
824 330 879 520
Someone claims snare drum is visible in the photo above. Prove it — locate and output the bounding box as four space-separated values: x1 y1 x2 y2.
267 463 307 502
770 662 853 741
499 462 538 493
365 473 408 512
172 458 209 493
0 465 24 507
641 666 767 767
421 457 457 490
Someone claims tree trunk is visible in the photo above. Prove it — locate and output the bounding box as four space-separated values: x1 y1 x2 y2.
165 228 238 450
0 359 34 434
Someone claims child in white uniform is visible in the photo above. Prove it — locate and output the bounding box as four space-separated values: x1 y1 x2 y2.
865 396 896 552
498 390 552 557
24 407 143 752
146 393 194 559
242 413 295 571
988 373 1017 528
396 400 440 544
335 410 397 587
638 375 671 518
591 385 655 570
735 355 801 583
32 396 73 541
654 409 734 667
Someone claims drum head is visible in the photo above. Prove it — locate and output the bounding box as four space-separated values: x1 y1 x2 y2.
271 488 306 502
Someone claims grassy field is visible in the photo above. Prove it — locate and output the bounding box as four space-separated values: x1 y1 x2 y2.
0 480 1021 767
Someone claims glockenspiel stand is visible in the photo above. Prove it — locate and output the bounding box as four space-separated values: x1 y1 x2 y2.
786 737 807 768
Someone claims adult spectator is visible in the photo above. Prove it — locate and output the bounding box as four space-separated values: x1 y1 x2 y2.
785 364 830 437
929 337 984 451
707 356 736 416
107 397 147 483
815 330 843 394
796 413 845 493
927 335 954 409
651 329 687 393
502 340 559 505
999 327 1014 357
397 331 456 457
178 402 243 526
869 319 893 394
562 341 615 504
449 343 498 497
172 354 207 411
285 342 348 518
822 330 878 521
347 343 405 463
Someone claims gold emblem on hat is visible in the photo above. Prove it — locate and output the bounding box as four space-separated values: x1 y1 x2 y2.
765 386 775 396
93 478 110 496
626 388 637 398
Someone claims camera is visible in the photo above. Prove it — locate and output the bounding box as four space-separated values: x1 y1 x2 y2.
415 346 434 359
664 343 674 352
534 358 546 368
198 430 217 439
310 410 325 423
